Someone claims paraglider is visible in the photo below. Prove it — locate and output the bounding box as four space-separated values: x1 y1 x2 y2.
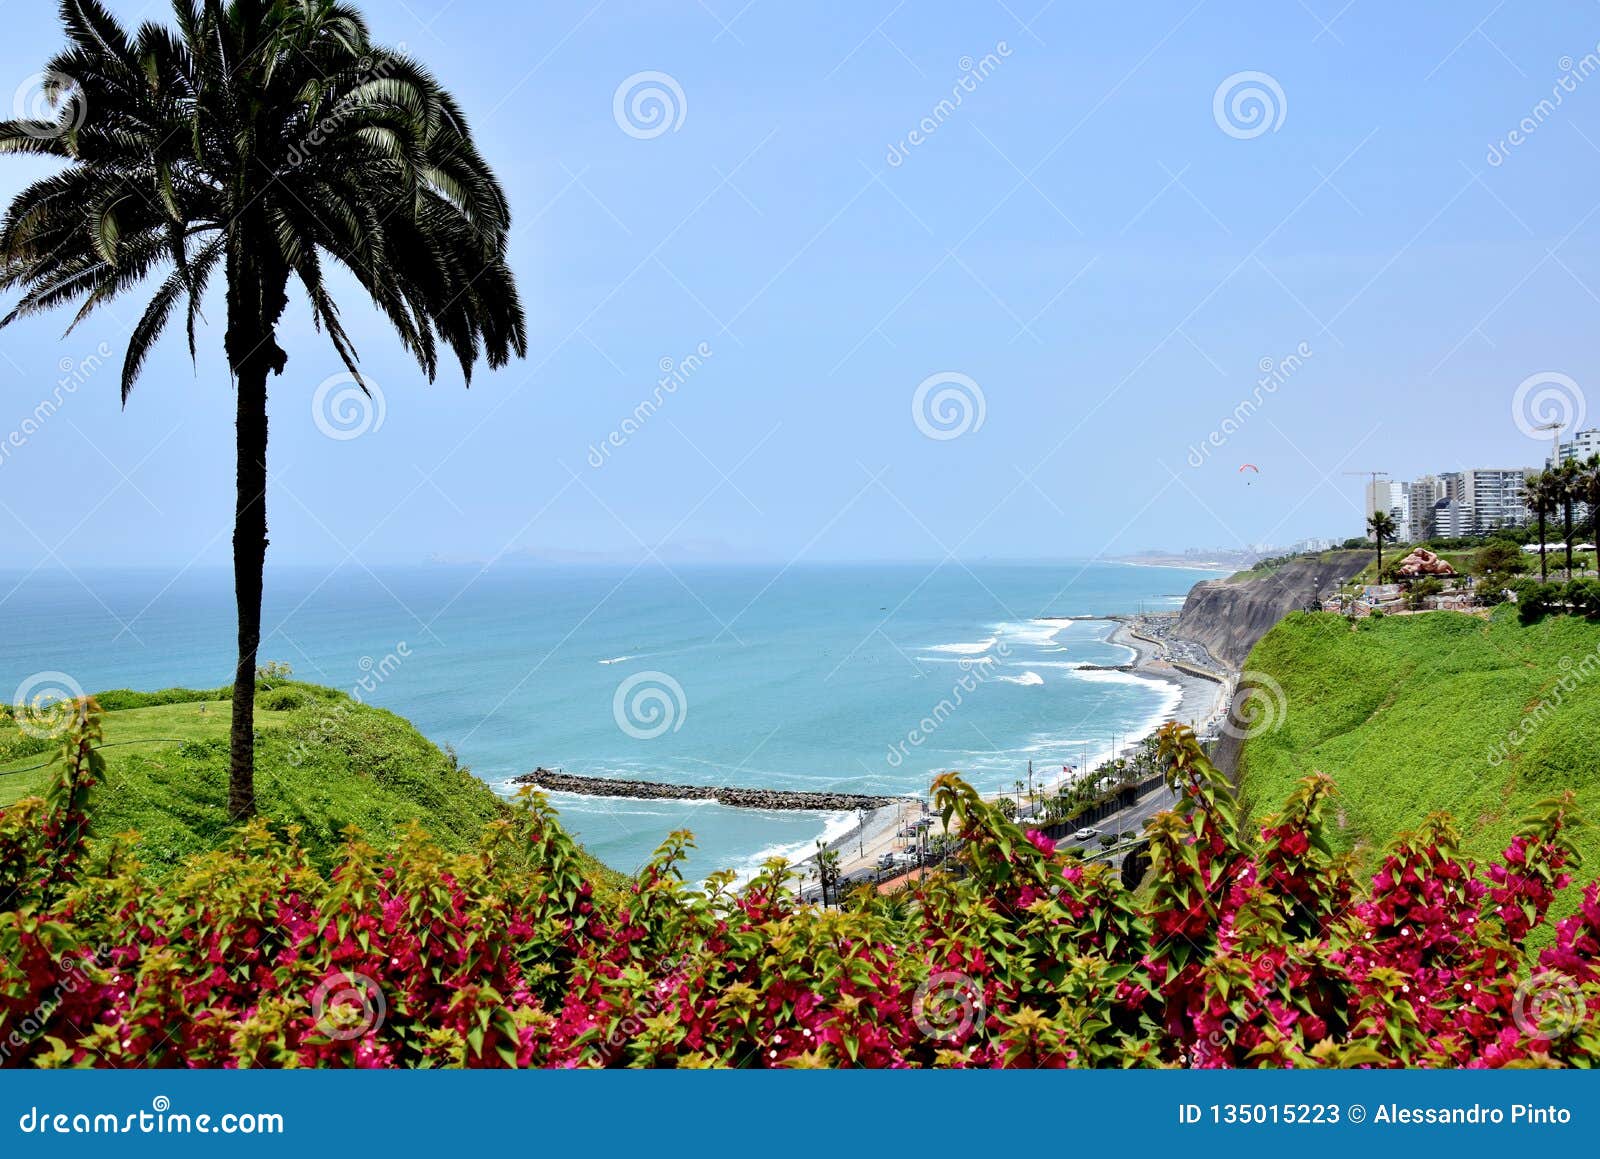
1239 463 1259 486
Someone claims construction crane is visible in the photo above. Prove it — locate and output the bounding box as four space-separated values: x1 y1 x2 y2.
1344 470 1389 513
1533 421 1564 469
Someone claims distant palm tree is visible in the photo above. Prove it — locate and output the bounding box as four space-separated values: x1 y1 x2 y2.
1 1 527 819
1366 509 1397 577
814 842 842 906
1558 461 1581 577
1584 454 1600 573
1526 469 1562 582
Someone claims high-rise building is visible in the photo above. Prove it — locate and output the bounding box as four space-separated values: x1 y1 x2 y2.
1407 475 1448 539
1365 480 1410 540
1430 496 1470 538
1442 469 1531 534
1552 428 1600 468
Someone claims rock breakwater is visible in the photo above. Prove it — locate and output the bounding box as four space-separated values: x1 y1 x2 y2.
512 768 906 811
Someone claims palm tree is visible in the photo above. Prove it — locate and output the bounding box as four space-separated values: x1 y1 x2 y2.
1558 460 1581 577
813 841 841 906
1526 469 1562 582
1366 509 1397 577
1583 454 1600 573
1 2 526 819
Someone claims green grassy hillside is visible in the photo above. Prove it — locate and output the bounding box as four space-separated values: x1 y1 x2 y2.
1237 609 1600 879
0 682 618 885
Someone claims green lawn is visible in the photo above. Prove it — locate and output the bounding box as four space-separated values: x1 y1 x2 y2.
1 683 616 883
1238 609 1600 892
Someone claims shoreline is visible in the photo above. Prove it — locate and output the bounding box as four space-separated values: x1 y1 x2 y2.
826 615 1235 879
1104 617 1231 739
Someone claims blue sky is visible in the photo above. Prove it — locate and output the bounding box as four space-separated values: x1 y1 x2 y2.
3 0 1600 567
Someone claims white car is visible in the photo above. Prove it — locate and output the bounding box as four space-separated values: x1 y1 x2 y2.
1072 827 1099 841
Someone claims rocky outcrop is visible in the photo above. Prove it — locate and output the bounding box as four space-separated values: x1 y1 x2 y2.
1176 550 1369 669
512 768 904 811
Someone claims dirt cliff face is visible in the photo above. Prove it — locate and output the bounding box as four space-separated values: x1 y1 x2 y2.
1176 550 1370 669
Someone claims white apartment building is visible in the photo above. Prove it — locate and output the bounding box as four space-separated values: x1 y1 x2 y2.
1429 497 1470 538
1441 469 1531 534
1552 428 1600 468
1364 480 1410 540
1406 475 1448 539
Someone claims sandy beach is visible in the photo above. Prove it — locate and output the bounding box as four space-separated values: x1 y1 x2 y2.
821 616 1235 880
1105 617 1233 741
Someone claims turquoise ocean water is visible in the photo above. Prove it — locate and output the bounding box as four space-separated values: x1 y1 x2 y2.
0 561 1217 877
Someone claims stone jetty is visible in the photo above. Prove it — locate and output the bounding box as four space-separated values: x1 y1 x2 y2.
511 768 905 811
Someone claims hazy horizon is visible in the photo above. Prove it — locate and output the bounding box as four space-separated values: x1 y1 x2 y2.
4 0 1596 575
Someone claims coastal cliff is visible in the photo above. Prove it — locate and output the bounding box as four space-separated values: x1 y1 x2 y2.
1175 550 1369 669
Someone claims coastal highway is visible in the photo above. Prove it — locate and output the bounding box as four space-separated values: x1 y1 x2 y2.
800 778 1184 903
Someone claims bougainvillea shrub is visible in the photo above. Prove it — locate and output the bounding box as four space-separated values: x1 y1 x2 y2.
2 702 1597 1067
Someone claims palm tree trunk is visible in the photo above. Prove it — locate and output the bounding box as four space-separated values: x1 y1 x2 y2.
228 360 268 821
223 232 290 822
1563 501 1574 577
1539 511 1548 582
